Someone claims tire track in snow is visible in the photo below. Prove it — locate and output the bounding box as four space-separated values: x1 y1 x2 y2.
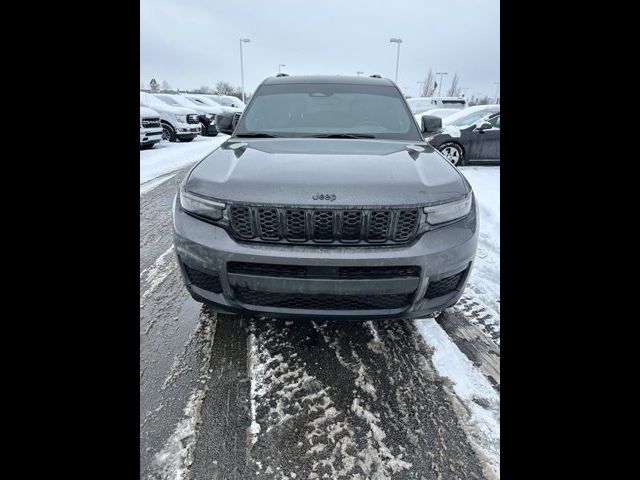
245 318 484 479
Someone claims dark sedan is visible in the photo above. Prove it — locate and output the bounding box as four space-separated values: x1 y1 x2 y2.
425 107 500 166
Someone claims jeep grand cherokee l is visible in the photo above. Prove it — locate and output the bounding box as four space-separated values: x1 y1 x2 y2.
173 75 478 320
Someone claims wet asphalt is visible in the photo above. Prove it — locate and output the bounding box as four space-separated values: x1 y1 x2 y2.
140 165 493 480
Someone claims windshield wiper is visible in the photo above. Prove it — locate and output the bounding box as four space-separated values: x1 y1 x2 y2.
235 133 280 138
307 133 376 139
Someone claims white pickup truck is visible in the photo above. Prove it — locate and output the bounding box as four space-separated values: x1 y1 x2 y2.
139 106 163 149
140 92 201 142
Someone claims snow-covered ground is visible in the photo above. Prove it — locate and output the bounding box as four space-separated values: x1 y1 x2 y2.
140 135 228 186
415 165 500 479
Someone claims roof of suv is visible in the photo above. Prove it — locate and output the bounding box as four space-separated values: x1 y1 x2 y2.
262 75 395 86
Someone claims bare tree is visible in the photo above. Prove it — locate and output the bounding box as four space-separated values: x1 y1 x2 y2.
447 73 460 97
421 69 437 97
161 80 172 91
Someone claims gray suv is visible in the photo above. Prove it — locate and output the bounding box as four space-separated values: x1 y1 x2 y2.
173 75 478 320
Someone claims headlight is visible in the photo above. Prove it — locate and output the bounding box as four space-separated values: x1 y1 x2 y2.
176 114 187 123
424 194 472 225
179 189 225 221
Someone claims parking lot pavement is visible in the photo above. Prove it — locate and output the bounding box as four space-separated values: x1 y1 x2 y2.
140 148 500 480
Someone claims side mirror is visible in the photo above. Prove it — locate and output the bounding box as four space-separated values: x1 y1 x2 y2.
474 121 492 132
215 112 238 134
421 115 442 134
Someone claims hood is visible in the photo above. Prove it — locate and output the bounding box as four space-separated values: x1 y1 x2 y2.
186 138 469 207
140 106 160 118
148 103 197 115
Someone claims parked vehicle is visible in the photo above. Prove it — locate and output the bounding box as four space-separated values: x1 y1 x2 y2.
153 93 222 136
426 106 500 165
173 75 477 321
182 93 240 115
139 92 201 142
200 94 245 112
407 96 467 115
413 107 463 127
140 107 163 149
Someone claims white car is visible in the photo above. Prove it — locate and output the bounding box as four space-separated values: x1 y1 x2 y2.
140 107 163 149
140 92 201 142
153 94 223 136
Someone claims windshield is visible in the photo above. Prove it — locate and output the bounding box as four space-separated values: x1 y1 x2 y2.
444 107 499 127
235 83 422 140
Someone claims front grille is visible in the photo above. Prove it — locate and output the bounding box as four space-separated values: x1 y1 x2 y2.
184 264 222 293
425 270 466 299
141 117 161 128
186 114 199 124
227 262 420 279
228 205 421 245
234 287 412 310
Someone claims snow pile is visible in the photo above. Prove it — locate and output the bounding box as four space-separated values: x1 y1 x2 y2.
140 135 228 185
458 166 500 337
414 318 500 479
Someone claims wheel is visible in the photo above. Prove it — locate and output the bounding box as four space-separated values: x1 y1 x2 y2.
439 142 465 166
161 123 177 142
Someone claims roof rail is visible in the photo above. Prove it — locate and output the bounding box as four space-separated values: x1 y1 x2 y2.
369 74 382 78
275 73 289 77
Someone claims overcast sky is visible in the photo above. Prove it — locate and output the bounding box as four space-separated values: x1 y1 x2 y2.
140 0 499 98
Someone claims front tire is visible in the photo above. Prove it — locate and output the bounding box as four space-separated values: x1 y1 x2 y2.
439 142 465 166
161 123 177 142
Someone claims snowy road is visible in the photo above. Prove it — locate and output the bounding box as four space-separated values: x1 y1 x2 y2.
139 143 500 480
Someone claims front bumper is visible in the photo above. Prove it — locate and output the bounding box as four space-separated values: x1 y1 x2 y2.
174 121 201 138
199 116 218 136
172 196 478 320
140 127 163 145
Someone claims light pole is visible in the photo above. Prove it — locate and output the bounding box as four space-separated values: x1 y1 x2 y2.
278 64 286 74
494 82 500 103
389 38 402 83
239 38 251 103
357 71 364 76
436 72 448 96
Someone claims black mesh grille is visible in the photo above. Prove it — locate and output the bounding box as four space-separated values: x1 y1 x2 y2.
228 206 421 245
394 210 420 241
234 287 412 310
340 211 363 242
141 117 161 128
186 114 199 124
257 208 280 240
425 270 466 299
228 262 307 277
312 211 335 242
337 266 420 278
366 211 391 242
230 206 254 237
285 210 307 241
227 262 420 279
184 265 222 293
